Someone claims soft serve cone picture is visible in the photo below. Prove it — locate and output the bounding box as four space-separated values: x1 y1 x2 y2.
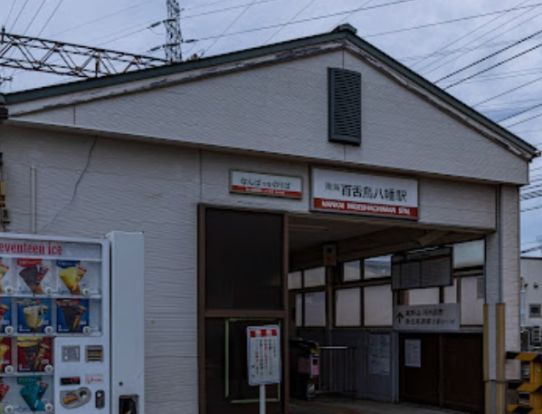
17 299 51 334
18 376 48 412
57 299 89 333
0 299 12 334
0 260 9 294
17 337 52 372
0 338 11 371
17 259 49 295
57 260 87 294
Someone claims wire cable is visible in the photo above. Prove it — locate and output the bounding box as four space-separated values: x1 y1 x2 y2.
442 41 542 89
504 110 542 128
423 5 542 79
9 0 30 32
4 0 17 27
201 0 258 56
21 0 47 36
263 0 318 45
411 0 532 71
436 27 542 85
474 76 542 108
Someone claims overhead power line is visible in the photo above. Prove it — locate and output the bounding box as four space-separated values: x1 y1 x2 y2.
420 0 542 76
21 0 47 36
263 0 318 45
9 0 30 32
442 41 542 90
505 110 542 128
436 27 542 85
190 0 416 45
411 0 532 71
202 0 258 56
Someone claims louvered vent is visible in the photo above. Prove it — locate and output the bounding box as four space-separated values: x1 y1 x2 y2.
328 68 361 145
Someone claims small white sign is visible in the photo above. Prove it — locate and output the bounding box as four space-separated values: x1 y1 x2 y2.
230 171 302 199
311 168 418 219
405 339 422 368
394 304 460 332
247 325 281 386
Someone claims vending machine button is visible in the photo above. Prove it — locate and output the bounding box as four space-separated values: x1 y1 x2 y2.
96 390 105 409
61 377 81 385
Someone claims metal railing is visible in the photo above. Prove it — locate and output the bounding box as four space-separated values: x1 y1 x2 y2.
318 346 357 395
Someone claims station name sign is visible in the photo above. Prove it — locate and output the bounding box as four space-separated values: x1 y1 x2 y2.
311 168 418 219
230 170 302 199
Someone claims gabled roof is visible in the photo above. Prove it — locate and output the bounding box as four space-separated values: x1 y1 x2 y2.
0 24 538 160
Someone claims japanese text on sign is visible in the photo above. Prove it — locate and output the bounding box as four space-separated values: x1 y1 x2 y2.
230 171 302 199
394 304 460 332
311 168 418 219
247 325 281 386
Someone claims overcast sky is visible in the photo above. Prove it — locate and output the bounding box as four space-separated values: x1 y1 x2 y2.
1 0 542 252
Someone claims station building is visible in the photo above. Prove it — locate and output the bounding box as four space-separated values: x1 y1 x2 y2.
0 24 537 414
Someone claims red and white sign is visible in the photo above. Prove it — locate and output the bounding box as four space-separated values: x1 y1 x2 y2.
247 325 281 386
311 168 418 219
230 171 302 199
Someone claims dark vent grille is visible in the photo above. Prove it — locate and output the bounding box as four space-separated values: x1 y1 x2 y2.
328 68 361 145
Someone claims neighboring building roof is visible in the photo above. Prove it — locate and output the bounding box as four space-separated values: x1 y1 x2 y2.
0 24 538 159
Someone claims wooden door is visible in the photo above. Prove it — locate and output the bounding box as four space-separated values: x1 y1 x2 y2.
199 207 288 414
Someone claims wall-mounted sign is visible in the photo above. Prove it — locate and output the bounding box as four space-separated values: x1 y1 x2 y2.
230 170 302 199
311 168 418 219
404 339 421 368
247 325 281 386
394 304 460 332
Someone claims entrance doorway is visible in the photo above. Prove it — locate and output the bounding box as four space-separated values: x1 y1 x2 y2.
198 206 488 414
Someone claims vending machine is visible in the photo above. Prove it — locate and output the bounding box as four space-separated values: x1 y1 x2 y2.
0 232 144 414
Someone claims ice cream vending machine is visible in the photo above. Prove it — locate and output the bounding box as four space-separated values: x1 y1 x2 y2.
0 232 145 414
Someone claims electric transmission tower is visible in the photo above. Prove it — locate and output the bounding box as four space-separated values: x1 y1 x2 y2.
150 0 184 62
165 0 182 62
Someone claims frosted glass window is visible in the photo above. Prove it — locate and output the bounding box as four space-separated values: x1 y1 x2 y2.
408 288 439 305
335 288 361 327
444 279 458 303
343 260 361 282
454 240 484 269
288 271 302 290
364 256 392 279
304 291 326 327
364 285 393 327
304 267 325 287
295 294 303 327
461 277 484 325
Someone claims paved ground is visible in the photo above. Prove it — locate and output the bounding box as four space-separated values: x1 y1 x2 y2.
290 398 468 414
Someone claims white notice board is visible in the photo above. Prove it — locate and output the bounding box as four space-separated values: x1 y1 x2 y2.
247 325 281 386
405 339 421 368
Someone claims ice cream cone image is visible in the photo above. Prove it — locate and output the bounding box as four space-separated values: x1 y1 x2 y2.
33 342 50 371
0 382 9 402
59 301 87 332
59 265 86 294
0 344 9 363
19 265 48 295
23 305 47 331
0 305 8 321
0 263 8 294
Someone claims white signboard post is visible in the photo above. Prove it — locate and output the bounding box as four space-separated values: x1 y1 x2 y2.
394 304 460 332
311 168 418 219
230 170 303 199
247 325 281 414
